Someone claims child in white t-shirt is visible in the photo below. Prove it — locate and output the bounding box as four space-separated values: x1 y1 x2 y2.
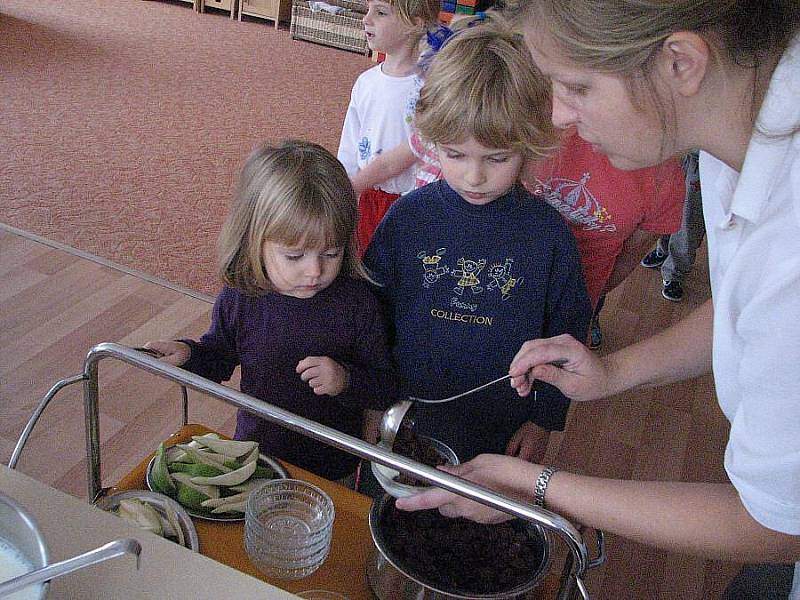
337 0 440 254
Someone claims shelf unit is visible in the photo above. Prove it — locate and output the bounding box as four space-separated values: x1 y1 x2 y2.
202 0 237 18
239 0 292 29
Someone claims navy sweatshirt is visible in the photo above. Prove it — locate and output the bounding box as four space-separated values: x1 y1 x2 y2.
364 180 591 462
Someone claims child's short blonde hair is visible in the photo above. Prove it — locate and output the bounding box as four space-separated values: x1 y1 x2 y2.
414 19 559 158
386 0 440 31
218 140 365 296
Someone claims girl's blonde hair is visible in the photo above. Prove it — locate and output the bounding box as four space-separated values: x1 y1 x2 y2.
218 140 365 296
504 0 800 131
389 0 441 31
414 18 559 159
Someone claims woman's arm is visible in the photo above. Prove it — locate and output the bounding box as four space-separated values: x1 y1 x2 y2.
396 454 800 562
509 298 714 400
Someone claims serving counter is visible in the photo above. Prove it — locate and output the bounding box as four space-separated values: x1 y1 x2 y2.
0 464 295 600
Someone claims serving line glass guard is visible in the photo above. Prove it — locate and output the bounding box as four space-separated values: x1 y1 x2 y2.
10 342 606 600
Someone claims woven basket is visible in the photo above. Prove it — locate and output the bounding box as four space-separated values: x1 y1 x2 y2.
290 0 370 55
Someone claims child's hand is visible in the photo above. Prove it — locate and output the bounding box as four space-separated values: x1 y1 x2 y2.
143 341 191 366
296 356 349 396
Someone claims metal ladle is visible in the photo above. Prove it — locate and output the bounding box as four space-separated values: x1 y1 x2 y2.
379 361 569 449
0 538 142 598
378 375 511 449
378 400 416 450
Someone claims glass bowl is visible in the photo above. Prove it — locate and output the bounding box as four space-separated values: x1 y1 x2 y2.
244 479 335 580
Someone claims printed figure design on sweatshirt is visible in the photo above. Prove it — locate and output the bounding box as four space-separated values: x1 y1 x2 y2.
358 137 371 162
486 259 524 301
533 172 617 233
452 257 486 296
417 248 449 288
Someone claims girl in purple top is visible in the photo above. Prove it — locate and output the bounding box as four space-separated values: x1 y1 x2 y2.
146 140 398 483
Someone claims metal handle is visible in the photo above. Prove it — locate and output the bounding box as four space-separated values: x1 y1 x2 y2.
408 374 512 404
8 374 86 469
9 348 191 470
0 538 141 598
80 342 595 598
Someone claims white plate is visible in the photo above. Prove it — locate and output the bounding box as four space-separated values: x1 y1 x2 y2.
145 453 289 522
95 490 200 551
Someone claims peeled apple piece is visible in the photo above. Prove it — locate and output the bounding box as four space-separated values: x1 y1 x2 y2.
151 443 177 495
116 499 163 536
176 445 233 472
190 458 257 486
201 491 250 508
162 502 185 547
241 445 260 466
191 435 257 458
176 484 211 512
169 462 225 478
211 500 247 514
171 472 220 499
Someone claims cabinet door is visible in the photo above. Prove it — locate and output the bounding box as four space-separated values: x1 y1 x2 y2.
206 0 233 10
243 0 278 16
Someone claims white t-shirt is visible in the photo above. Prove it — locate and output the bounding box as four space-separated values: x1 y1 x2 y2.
700 33 800 597
337 64 418 195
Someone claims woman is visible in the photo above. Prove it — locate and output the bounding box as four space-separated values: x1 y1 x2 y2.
396 0 800 596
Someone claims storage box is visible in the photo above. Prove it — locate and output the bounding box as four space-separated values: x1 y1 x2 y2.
290 0 370 55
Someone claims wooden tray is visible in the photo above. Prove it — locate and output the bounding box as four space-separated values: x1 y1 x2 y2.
110 424 375 599
110 424 560 599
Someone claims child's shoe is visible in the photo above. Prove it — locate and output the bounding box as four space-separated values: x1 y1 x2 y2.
640 246 668 269
662 280 684 302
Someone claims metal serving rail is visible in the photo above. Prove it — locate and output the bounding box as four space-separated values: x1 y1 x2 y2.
11 342 605 600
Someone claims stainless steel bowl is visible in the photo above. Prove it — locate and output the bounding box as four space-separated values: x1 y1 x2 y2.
367 494 551 600
0 491 49 599
371 437 459 499
95 490 200 552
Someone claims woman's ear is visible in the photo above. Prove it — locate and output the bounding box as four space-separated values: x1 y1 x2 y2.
658 31 710 97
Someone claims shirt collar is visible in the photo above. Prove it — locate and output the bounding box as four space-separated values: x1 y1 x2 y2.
437 180 526 216
730 33 800 224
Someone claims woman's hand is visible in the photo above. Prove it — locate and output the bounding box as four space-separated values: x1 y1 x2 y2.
509 334 611 403
143 340 191 366
395 454 541 523
297 356 349 396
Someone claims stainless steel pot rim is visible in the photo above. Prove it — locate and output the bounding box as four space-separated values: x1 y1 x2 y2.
367 495 552 600
0 490 50 599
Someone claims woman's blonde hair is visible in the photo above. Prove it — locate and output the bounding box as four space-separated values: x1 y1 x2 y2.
504 0 800 130
218 140 365 296
414 17 559 159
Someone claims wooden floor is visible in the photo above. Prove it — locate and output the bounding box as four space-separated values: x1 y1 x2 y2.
0 224 740 598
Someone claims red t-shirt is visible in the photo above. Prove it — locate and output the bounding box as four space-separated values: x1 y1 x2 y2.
525 132 684 308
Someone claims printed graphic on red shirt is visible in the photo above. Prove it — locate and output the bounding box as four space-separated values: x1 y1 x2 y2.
531 173 616 233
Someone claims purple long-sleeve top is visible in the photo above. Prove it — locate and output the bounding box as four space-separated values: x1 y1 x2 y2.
182 276 399 480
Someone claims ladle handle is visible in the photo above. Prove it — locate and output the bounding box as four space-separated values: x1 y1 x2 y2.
0 538 141 598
